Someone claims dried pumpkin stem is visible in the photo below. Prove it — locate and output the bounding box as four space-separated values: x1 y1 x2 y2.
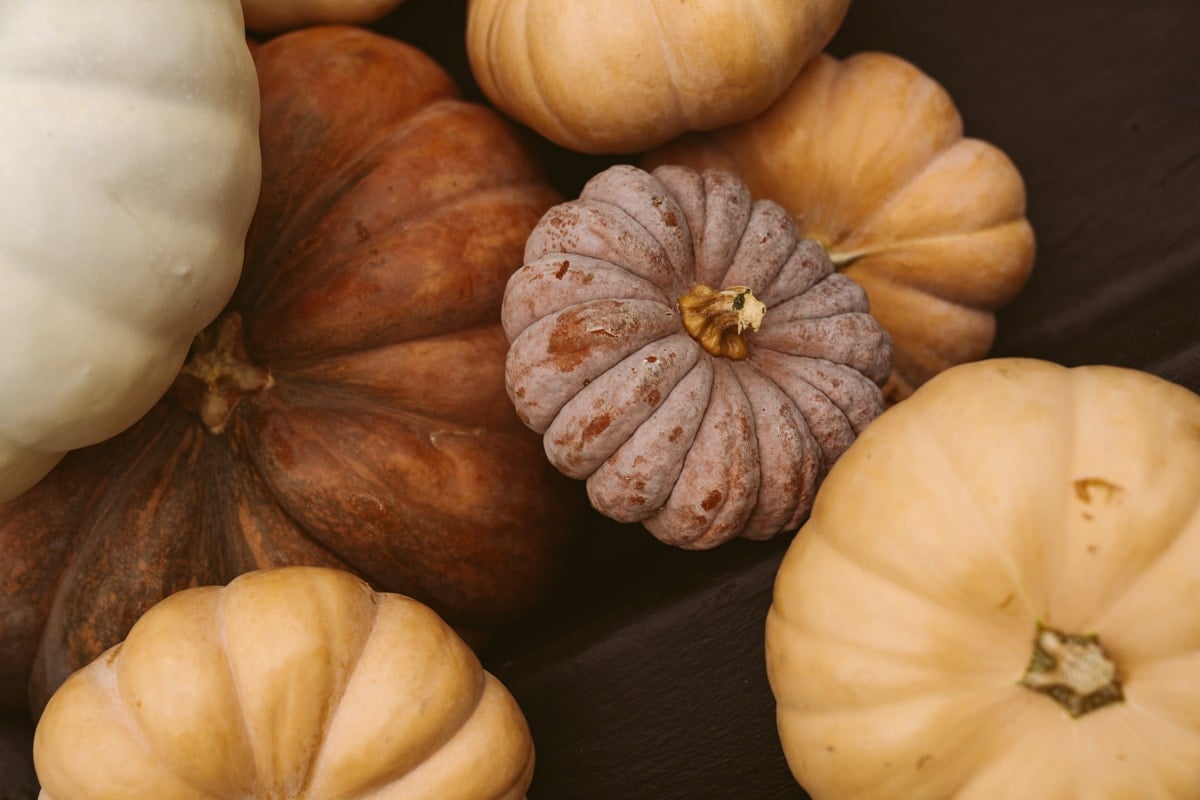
678 284 766 360
170 311 274 435
1019 623 1123 717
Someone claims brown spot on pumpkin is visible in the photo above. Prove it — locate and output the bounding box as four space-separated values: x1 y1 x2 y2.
998 593 1016 609
554 260 570 279
1074 477 1124 504
668 426 684 442
545 305 624 371
701 489 722 511
916 754 934 769
662 211 678 227
646 355 658 363
628 495 647 506
354 220 370 241
582 414 612 442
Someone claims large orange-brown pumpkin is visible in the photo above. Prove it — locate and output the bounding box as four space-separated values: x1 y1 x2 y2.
0 25 577 714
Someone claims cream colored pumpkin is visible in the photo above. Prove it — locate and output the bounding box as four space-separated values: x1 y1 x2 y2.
33 566 535 800
765 358 1200 799
0 0 261 503
241 0 405 32
645 52 1036 401
465 0 851 154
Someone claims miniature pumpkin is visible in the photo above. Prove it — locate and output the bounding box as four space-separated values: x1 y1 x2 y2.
34 566 535 800
241 0 405 32
503 164 893 549
0 0 261 503
465 0 852 154
644 51 1036 401
0 25 576 715
765 358 1200 799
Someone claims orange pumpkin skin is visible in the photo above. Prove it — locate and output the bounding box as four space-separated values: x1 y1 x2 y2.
0 25 576 714
645 52 1036 402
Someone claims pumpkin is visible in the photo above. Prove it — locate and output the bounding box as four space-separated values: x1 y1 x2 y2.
0 25 577 715
765 358 1200 799
33 566 534 800
0 0 261 503
644 51 1036 402
241 0 405 32
502 163 893 550
465 0 852 155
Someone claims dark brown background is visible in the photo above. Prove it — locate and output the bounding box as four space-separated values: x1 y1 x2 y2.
2 0 1197 797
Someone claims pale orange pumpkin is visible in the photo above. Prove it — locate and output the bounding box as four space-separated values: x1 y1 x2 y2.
466 0 852 154
766 358 1200 799
34 566 535 800
645 51 1036 401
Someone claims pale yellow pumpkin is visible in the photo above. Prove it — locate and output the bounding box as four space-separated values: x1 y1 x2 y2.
645 52 1036 401
765 358 1200 799
240 0 405 32
33 566 534 800
465 0 852 154
0 0 261 502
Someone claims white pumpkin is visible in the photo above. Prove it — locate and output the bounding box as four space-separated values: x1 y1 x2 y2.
0 0 262 502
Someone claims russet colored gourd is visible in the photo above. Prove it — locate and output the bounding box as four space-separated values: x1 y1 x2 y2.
0 25 578 715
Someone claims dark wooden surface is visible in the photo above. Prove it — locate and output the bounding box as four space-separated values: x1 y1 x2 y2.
3 0 1197 797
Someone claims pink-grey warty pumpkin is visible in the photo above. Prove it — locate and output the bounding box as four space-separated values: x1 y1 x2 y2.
502 164 894 549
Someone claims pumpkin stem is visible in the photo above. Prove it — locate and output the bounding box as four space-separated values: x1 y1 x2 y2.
170 312 273 434
1019 624 1123 717
678 284 766 360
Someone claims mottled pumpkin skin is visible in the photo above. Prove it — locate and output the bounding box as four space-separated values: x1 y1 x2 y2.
503 164 893 549
645 52 1036 402
0 26 577 714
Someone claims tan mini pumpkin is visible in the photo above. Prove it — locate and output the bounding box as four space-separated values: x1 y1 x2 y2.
33 566 534 800
503 164 893 549
645 51 1036 401
465 0 852 154
765 358 1200 799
